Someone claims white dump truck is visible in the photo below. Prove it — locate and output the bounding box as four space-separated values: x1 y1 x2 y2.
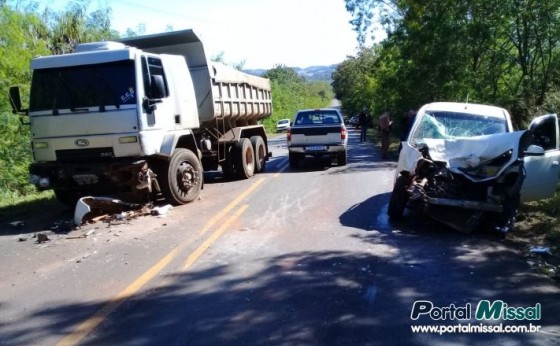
9 30 272 206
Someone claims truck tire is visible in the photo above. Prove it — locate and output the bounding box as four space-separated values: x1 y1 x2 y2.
234 138 255 179
388 175 410 219
250 135 266 173
289 152 300 168
160 148 202 205
337 150 347 166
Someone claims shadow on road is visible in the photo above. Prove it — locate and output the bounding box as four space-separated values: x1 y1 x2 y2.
2 244 558 345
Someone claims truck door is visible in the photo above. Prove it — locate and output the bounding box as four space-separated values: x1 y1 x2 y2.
141 55 175 129
521 114 560 202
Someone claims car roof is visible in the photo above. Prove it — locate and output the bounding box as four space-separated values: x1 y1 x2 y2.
297 108 340 113
421 102 508 119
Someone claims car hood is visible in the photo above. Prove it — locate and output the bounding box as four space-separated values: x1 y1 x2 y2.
400 131 527 182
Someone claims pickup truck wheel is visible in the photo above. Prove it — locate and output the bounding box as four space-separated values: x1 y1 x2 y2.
161 148 202 205
388 175 410 219
289 152 300 168
337 150 347 166
234 138 255 179
250 135 266 173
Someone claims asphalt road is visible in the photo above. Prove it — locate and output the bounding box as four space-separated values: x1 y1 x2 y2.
0 129 559 345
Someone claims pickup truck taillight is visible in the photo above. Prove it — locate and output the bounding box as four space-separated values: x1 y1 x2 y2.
341 127 347 140
287 129 291 142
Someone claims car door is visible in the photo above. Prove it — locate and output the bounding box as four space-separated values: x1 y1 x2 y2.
521 114 560 202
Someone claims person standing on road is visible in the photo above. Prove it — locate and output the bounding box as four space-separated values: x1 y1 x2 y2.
378 110 392 159
358 107 370 142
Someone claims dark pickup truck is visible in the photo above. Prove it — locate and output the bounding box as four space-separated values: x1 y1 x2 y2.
287 108 348 168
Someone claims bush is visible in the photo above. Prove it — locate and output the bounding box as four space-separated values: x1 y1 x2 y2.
0 112 35 201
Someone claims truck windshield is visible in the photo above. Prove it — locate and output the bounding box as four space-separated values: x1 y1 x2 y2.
29 60 136 112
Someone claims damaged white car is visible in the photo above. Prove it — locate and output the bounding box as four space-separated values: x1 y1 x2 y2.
389 102 560 234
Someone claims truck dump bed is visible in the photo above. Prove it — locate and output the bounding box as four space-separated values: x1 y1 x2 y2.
120 30 272 129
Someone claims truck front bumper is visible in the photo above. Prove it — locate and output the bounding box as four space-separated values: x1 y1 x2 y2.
29 159 151 191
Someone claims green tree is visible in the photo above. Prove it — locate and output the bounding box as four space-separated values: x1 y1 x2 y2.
262 65 333 132
341 0 560 125
0 1 118 200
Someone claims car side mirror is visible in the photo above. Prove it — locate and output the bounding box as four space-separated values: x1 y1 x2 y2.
524 144 545 156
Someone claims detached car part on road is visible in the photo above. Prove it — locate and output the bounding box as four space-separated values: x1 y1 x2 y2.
287 108 348 168
389 102 560 234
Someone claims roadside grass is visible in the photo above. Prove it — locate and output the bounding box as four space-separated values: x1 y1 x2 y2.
516 192 560 247
0 190 56 223
513 190 560 281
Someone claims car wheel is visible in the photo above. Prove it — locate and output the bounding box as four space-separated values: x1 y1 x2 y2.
338 150 347 166
388 175 410 219
289 152 300 168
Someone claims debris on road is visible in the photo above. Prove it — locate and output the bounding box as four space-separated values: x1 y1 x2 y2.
530 246 552 256
16 234 29 242
74 196 143 226
36 233 50 243
151 204 173 217
10 221 25 229
49 220 75 233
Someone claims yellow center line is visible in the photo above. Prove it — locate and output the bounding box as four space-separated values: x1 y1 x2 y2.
196 177 265 236
56 248 180 346
57 178 266 346
183 204 249 271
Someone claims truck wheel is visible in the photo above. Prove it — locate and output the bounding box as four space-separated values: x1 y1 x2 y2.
250 135 266 173
54 189 80 208
234 138 255 179
337 150 347 166
388 175 410 219
289 152 300 168
160 148 202 205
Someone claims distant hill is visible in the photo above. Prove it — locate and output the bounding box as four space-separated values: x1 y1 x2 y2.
244 64 337 82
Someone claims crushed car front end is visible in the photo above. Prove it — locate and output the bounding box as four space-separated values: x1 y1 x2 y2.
389 102 532 234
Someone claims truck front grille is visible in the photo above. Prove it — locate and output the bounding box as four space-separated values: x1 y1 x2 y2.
56 147 115 163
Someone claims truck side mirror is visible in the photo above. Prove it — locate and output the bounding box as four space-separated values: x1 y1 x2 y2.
150 75 167 99
9 86 27 115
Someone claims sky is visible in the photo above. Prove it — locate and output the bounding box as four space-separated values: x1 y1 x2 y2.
93 0 361 69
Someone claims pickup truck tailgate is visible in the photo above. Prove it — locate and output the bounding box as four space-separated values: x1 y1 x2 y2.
290 125 343 144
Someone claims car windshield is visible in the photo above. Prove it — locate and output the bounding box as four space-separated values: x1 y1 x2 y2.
295 110 341 125
410 110 507 146
278 119 290 125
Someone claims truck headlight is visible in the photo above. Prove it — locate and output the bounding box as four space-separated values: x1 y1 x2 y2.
34 142 48 149
39 177 51 188
29 174 41 185
119 136 138 144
